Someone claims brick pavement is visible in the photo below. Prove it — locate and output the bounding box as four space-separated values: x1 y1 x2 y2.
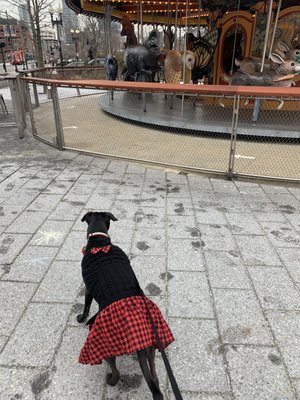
0 126 300 400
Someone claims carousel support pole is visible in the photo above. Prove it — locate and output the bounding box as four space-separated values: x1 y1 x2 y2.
140 0 143 43
174 0 179 50
268 0 282 58
230 0 241 76
137 3 140 43
197 0 202 37
260 0 274 72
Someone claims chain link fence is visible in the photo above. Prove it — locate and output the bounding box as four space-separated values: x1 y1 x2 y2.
7 73 300 182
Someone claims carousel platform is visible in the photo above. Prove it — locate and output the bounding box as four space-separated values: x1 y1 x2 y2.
98 90 300 139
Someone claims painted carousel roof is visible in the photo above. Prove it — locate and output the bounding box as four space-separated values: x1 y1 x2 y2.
65 0 300 24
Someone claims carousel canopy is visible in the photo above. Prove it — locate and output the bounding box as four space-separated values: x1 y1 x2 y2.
66 0 299 25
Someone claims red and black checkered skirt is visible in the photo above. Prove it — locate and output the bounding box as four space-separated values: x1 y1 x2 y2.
79 296 174 365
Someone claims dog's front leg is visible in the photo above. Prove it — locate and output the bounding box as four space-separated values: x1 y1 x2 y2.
77 290 93 323
105 357 120 386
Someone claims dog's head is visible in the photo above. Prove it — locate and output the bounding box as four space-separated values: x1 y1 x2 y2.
81 211 118 237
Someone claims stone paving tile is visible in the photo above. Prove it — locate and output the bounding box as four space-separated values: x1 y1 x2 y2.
261 184 290 194
226 345 296 400
0 233 32 264
5 211 48 234
167 198 194 216
294 379 300 397
248 266 300 310
122 173 145 186
198 224 237 252
167 215 199 239
126 163 146 174
130 255 166 296
166 172 188 184
205 250 251 289
261 221 300 248
26 194 64 213
55 231 85 261
253 211 287 222
42 179 74 194
85 193 114 210
188 175 213 190
0 204 27 226
110 199 140 220
63 187 93 202
29 219 74 247
0 367 37 400
132 228 165 256
213 289 273 345
235 235 282 266
33 261 82 303
242 193 278 212
134 207 165 228
277 247 300 282
116 186 141 200
210 179 240 194
0 303 71 367
141 189 166 207
48 199 85 221
195 208 227 225
267 311 300 378
2 246 58 282
285 212 300 232
0 281 37 336
2 191 39 207
167 238 205 271
288 187 300 200
166 183 191 198
215 193 250 213
168 272 214 319
168 318 229 392
169 392 231 400
20 178 53 192
225 213 264 235
108 221 135 245
40 327 106 400
0 336 7 352
54 170 83 181
268 193 300 212
237 186 267 196
94 179 121 195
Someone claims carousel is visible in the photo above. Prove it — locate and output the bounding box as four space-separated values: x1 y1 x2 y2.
65 0 300 137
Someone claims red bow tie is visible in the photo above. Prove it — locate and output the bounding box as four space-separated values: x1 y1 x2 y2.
82 245 111 256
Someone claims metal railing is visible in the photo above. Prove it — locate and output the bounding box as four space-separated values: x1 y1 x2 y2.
6 72 300 182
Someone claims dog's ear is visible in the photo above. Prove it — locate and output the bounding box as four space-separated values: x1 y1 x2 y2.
104 212 118 222
81 212 93 223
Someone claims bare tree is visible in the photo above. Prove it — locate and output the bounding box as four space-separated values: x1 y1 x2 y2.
4 0 54 67
80 15 105 59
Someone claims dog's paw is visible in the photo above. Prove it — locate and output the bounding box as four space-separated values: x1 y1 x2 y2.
76 313 87 323
106 371 120 386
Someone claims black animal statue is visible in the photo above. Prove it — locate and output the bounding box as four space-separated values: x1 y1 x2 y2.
123 30 164 82
104 55 118 80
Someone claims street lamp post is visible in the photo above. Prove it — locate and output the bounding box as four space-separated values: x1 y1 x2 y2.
48 6 63 65
0 42 6 73
70 29 80 61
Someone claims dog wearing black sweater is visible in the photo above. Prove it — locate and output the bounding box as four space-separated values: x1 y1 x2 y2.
78 211 174 400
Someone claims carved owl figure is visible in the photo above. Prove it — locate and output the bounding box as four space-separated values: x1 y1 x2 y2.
164 50 195 84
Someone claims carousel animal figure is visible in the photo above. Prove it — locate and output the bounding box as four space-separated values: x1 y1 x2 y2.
123 30 164 82
104 55 118 80
237 42 300 75
121 15 138 48
164 50 195 84
224 53 300 87
186 25 221 83
163 26 175 50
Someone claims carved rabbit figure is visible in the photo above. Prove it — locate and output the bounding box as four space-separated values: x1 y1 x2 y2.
225 53 300 87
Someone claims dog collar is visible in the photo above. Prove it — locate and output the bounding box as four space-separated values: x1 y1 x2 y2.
88 232 110 238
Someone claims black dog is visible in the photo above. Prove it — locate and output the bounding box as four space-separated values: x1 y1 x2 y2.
78 211 174 400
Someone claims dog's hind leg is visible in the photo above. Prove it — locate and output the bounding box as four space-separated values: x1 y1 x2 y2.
137 348 163 400
105 357 120 386
77 290 93 323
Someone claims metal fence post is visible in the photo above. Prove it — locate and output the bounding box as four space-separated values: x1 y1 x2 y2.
227 94 240 179
51 85 65 150
24 80 37 136
8 76 26 138
31 73 40 108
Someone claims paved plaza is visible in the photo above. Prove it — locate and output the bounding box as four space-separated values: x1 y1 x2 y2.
0 125 300 400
